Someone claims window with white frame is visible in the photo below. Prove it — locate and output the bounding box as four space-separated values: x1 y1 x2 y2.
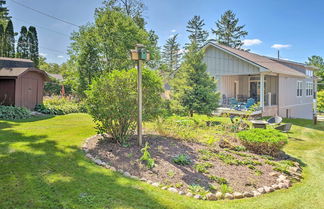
297 81 303 97
306 70 313 77
306 82 313 96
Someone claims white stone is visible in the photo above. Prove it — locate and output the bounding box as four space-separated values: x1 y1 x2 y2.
117 169 124 173
263 186 272 193
186 192 193 197
243 191 254 198
194 194 202 199
161 186 167 190
271 184 280 190
224 193 234 199
110 167 116 172
215 192 223 199
178 191 185 195
269 172 279 177
206 193 217 200
123 172 131 177
278 183 285 189
140 178 147 182
252 191 261 197
147 180 153 184
168 187 178 193
257 187 265 194
233 192 243 199
86 153 92 158
152 182 160 187
94 159 103 165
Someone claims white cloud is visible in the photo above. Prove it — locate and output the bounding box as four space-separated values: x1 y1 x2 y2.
57 55 64 58
271 44 291 49
243 39 262 46
39 53 47 57
171 29 176 33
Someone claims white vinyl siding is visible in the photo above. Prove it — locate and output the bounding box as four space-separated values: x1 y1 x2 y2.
297 81 302 97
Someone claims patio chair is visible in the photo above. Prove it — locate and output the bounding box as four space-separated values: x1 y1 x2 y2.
275 123 292 133
245 98 255 109
267 116 282 125
229 97 238 107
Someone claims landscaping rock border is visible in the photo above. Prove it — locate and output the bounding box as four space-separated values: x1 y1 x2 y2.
82 135 303 201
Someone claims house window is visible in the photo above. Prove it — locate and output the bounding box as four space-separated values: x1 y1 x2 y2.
297 81 303 97
306 82 313 96
306 70 313 77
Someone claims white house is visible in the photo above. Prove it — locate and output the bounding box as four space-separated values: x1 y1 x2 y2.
203 42 318 119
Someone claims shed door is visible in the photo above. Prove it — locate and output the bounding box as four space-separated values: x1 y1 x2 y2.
0 79 15 106
22 78 38 109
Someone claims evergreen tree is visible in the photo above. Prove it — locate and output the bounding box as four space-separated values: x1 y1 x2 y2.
4 20 15 57
0 24 4 56
162 34 181 72
0 0 10 22
186 15 209 48
16 26 29 58
212 10 248 49
28 26 39 66
180 42 220 116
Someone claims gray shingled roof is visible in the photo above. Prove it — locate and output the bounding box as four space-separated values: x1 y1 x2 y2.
205 42 309 77
0 57 34 68
0 67 49 80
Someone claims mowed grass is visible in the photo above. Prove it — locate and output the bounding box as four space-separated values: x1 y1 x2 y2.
0 113 323 209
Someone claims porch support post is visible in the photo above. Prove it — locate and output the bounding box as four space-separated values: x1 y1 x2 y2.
260 73 265 110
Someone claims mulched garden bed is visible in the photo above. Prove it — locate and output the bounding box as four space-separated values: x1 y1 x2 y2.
84 133 303 199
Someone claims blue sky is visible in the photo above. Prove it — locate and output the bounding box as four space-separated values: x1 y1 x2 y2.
7 0 324 64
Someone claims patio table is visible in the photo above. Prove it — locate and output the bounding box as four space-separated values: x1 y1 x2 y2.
250 120 268 129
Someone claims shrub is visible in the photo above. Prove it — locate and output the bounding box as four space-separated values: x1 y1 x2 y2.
318 90 324 113
0 106 31 120
188 184 209 196
237 129 288 156
194 162 213 173
85 68 163 144
140 142 155 169
172 154 191 165
35 96 85 115
209 175 228 185
219 184 233 194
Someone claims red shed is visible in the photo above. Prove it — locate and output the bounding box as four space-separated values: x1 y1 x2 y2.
0 57 49 110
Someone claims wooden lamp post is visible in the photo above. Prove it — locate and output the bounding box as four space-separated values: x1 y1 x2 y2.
130 44 150 146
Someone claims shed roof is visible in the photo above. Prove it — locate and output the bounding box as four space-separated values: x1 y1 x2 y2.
0 67 49 80
0 57 34 68
204 42 313 77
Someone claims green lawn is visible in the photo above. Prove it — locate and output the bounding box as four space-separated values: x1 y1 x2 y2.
0 114 323 209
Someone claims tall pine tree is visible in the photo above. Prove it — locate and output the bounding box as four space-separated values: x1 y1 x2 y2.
212 10 248 49
162 34 181 72
180 42 220 116
4 20 15 57
16 26 29 58
186 15 209 48
28 26 39 66
0 0 10 22
0 24 4 56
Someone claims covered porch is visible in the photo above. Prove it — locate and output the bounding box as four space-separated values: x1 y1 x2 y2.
217 73 279 116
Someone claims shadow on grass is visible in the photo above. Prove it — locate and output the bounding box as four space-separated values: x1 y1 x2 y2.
0 121 166 209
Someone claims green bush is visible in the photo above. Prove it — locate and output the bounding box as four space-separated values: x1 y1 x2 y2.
318 90 324 113
237 129 288 156
140 142 155 169
35 96 85 115
172 154 191 165
85 68 163 144
0 106 31 120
